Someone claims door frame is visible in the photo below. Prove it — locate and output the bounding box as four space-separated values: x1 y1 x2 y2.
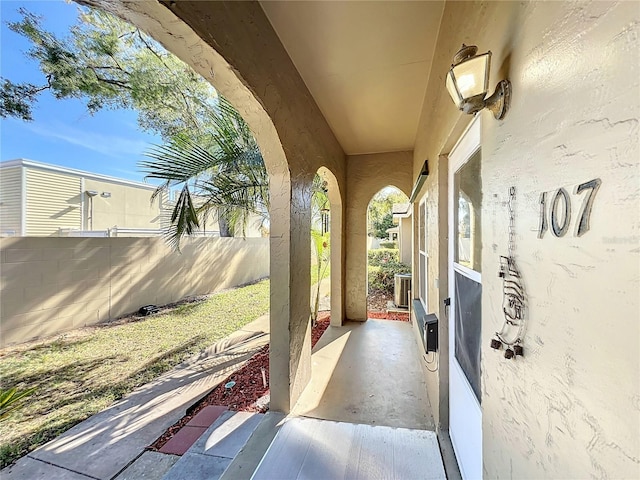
447 115 482 480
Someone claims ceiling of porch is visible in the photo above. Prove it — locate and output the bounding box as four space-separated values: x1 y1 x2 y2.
260 1 445 156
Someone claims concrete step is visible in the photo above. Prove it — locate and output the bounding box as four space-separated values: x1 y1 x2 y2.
161 411 264 480
251 416 446 480
220 411 287 480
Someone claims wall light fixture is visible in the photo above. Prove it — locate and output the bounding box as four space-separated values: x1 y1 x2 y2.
445 44 511 120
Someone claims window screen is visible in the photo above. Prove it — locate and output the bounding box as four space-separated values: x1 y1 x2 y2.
454 271 482 403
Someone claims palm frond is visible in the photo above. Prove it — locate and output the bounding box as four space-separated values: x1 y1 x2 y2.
138 95 269 250
162 184 200 251
0 387 36 420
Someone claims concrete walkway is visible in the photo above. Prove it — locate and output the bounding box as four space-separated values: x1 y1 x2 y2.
311 276 331 312
2 315 270 480
292 319 435 429
222 319 440 480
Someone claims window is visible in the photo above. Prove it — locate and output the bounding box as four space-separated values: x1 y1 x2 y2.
418 197 428 307
454 149 482 272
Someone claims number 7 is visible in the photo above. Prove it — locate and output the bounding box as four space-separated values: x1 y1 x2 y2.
574 178 601 237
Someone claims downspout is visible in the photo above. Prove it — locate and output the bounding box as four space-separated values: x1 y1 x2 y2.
86 190 98 230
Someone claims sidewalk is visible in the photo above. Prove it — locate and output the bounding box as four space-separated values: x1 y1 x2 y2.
2 315 270 480
312 276 331 312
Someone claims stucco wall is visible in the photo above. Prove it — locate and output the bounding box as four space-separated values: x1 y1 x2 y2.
0 236 268 348
83 178 161 231
413 1 639 478
399 216 412 265
345 151 413 320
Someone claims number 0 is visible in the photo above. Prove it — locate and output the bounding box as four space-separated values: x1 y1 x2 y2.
551 188 571 237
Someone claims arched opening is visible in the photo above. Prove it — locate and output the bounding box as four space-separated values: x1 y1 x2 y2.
0 1 290 468
75 0 305 414
313 167 343 328
366 186 410 319
1 10 351 474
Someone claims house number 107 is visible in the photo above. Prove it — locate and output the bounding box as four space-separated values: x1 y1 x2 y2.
538 178 601 238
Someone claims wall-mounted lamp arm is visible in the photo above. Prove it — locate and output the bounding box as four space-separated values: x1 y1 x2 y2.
484 80 511 120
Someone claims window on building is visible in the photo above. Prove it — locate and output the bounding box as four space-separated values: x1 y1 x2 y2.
418 197 428 307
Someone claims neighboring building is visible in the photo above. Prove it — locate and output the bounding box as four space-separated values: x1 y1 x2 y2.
0 159 164 236
0 159 263 238
392 202 411 265
385 225 398 241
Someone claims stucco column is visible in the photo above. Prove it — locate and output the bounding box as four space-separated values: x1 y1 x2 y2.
269 172 313 412
77 0 345 414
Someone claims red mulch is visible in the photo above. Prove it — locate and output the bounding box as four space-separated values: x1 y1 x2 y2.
149 315 331 452
312 311 331 346
368 311 410 322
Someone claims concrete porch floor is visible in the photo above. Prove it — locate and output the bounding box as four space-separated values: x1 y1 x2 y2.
292 319 435 430
221 319 440 480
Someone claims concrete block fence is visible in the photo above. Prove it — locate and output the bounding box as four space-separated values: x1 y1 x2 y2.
0 236 269 347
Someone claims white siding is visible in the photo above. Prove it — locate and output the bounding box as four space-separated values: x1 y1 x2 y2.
0 167 22 236
25 168 82 236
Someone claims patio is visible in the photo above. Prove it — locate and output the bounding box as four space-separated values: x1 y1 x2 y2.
2 317 444 480
205 319 443 480
292 319 434 430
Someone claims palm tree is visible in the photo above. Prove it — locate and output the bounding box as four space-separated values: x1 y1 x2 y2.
139 96 269 250
141 96 330 253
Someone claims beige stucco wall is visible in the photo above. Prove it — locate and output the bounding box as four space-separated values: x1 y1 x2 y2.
0 236 268 348
412 1 640 478
346 151 413 320
398 216 412 265
84 178 161 231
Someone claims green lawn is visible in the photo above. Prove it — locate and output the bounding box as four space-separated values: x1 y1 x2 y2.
0 280 269 469
310 262 331 287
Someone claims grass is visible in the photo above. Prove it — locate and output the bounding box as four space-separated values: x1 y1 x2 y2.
0 280 269 469
310 262 331 287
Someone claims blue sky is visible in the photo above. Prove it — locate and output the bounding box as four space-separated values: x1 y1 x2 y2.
0 0 163 183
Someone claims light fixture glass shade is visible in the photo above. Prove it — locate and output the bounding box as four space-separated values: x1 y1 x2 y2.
447 52 491 107
446 71 462 108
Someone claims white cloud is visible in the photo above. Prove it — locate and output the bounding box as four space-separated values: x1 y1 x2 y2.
20 120 152 158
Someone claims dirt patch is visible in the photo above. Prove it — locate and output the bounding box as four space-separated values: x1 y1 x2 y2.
367 292 410 322
367 292 390 312
149 312 331 452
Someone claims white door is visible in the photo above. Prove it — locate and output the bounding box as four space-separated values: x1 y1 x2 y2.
448 117 482 479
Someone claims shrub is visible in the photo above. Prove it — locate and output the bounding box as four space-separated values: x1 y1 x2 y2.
379 241 397 249
368 248 399 266
368 260 411 296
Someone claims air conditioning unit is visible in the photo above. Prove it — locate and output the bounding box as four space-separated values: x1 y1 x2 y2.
394 274 411 308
